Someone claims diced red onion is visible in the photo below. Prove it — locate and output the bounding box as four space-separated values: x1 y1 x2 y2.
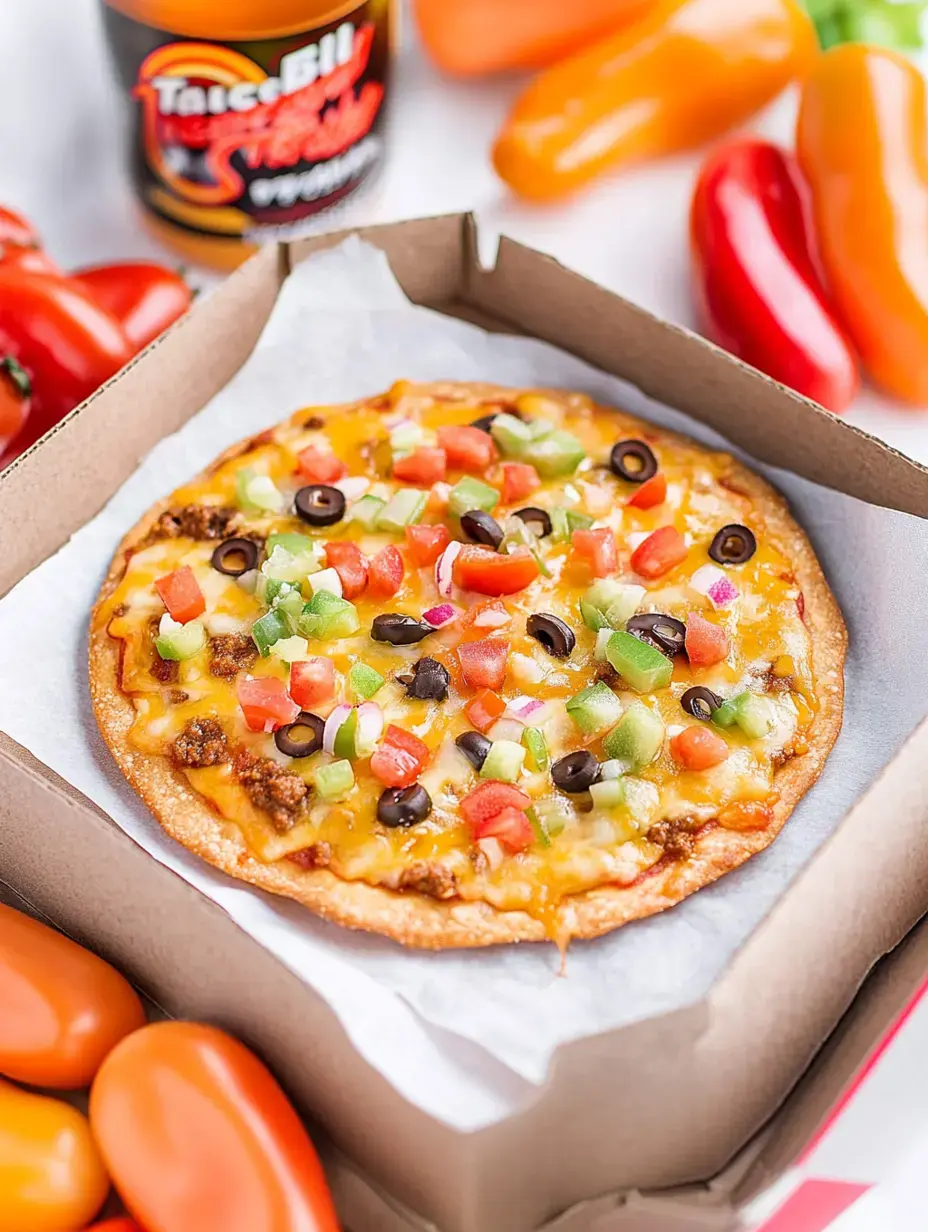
323 704 353 755
334 476 370 502
423 603 458 628
506 695 545 720
435 541 462 598
384 414 413 430
355 702 384 756
691 564 739 609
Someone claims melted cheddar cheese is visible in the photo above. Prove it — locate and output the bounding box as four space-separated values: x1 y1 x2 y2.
96 383 818 928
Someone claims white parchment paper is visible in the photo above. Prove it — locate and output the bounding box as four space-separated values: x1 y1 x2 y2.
1 239 926 1131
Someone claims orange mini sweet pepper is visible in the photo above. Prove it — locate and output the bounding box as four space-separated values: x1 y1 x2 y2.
797 45 928 405
413 0 651 77
493 0 818 201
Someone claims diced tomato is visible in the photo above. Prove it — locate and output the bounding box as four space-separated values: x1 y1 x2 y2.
405 523 451 567
474 807 534 852
392 447 447 486
499 462 541 504
453 546 539 596
460 780 531 827
296 443 346 484
465 688 506 732
630 526 688 579
324 540 369 599
437 425 498 473
368 544 405 598
237 677 300 733
370 724 431 787
457 639 509 690
685 611 729 666
571 527 618 578
461 598 511 641
627 472 667 510
155 566 205 624
289 657 336 709
670 726 730 771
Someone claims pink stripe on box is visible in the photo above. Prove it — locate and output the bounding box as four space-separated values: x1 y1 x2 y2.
800 976 928 1163
756 1179 871 1232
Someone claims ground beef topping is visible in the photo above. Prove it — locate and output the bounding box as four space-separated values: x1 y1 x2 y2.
148 618 179 683
172 718 229 768
394 862 458 901
647 818 700 862
287 842 333 870
210 633 258 679
152 504 241 542
233 751 308 832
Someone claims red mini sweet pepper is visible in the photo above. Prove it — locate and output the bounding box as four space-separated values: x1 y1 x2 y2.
690 138 859 413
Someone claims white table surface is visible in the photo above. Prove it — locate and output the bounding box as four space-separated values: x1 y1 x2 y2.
2 3 926 1229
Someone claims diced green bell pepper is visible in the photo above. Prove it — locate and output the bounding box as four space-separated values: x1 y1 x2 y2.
447 476 499 519
252 608 290 657
297 590 360 641
603 700 665 767
566 510 594 534
266 532 315 556
349 662 385 700
526 806 551 847
522 727 549 773
549 507 571 543
377 488 428 533
589 779 625 810
490 412 535 455
235 467 285 513
565 681 623 735
480 739 526 782
580 580 645 632
350 494 387 530
711 691 777 740
519 430 587 478
313 759 355 800
155 616 206 662
605 631 673 692
530 796 569 839
274 588 305 634
333 709 358 759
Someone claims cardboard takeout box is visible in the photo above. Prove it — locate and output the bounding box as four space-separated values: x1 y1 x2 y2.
2 214 928 1232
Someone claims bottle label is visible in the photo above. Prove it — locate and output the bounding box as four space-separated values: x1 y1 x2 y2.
103 1 390 242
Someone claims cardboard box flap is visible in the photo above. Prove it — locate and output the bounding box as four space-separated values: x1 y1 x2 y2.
730 912 928 1208
459 217 928 519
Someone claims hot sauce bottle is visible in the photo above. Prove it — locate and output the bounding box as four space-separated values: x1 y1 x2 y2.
101 0 393 269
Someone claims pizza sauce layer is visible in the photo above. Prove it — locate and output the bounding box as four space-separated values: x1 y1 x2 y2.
95 383 821 933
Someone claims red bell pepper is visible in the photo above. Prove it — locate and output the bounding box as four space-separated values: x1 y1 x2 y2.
0 268 133 464
0 357 32 454
690 138 859 414
75 262 192 351
453 546 539 595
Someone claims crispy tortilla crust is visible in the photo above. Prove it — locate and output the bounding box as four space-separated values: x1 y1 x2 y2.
90 382 846 949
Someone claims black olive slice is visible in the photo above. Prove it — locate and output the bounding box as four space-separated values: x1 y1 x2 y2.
371 614 432 646
211 537 259 577
609 439 658 483
406 657 450 701
680 686 723 722
377 784 432 827
461 510 504 550
527 613 576 659
274 712 325 758
551 750 601 793
709 523 757 565
455 730 492 771
294 484 346 527
626 613 686 657
513 507 552 538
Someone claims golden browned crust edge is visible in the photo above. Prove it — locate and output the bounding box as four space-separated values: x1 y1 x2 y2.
89 382 846 949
